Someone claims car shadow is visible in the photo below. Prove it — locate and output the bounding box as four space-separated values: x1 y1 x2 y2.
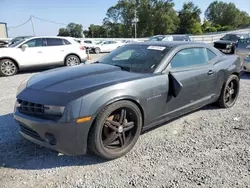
0 113 106 170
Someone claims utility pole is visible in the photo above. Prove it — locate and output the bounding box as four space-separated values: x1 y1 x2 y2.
30 16 36 36
133 10 139 38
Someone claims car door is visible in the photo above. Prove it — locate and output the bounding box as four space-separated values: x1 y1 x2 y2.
101 41 112 52
17 38 45 66
42 38 66 65
163 47 218 117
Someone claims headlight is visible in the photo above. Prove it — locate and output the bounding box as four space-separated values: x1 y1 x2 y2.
16 78 29 95
226 44 232 48
44 105 65 116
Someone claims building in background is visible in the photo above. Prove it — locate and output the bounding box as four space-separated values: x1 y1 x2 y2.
0 22 8 38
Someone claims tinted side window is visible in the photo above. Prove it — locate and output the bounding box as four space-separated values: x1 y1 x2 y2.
24 38 43 48
46 38 64 46
170 48 209 68
206 49 217 61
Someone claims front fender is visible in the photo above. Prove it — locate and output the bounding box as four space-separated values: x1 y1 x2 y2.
78 86 143 120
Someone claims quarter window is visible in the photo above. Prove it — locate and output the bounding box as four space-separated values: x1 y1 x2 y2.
23 38 43 48
46 38 64 46
170 48 209 68
206 49 217 61
63 39 71 45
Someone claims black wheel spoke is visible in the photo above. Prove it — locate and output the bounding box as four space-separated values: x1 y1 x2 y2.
124 122 134 132
106 119 120 127
105 121 118 131
230 81 234 89
119 132 126 146
103 132 119 146
119 109 126 124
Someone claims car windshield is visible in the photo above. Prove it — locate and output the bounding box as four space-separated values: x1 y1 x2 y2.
9 39 26 48
98 44 170 73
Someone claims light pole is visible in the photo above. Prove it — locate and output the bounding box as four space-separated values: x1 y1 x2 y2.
132 10 139 38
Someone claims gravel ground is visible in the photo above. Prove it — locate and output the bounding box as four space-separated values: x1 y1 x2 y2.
0 55 250 188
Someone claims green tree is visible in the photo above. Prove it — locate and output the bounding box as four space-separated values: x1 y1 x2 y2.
58 23 83 38
102 0 179 38
178 2 202 34
205 1 250 29
58 28 70 36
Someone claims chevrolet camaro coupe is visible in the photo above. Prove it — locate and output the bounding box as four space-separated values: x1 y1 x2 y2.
14 42 241 159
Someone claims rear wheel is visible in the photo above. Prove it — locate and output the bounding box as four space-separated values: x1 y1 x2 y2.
65 55 81 66
217 75 240 108
0 59 18 76
95 48 101 54
88 101 142 159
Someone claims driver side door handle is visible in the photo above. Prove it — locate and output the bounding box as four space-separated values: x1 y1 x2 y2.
207 70 214 75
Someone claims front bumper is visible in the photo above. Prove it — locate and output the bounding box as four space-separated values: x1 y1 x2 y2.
14 111 93 156
217 48 232 54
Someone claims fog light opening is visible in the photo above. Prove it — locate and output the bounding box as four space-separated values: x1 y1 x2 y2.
45 133 57 146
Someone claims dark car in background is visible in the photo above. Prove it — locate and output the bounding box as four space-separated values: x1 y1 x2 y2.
214 33 249 54
14 42 241 159
0 39 8 48
8 36 33 46
235 38 250 72
148 35 191 42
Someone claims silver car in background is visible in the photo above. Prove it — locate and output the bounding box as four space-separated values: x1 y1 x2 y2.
235 38 250 72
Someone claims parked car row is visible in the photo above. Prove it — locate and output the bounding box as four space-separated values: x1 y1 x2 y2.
213 33 250 72
0 36 87 76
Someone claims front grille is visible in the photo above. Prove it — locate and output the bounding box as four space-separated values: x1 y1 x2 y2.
19 123 44 142
17 100 61 120
17 99 45 115
214 43 227 49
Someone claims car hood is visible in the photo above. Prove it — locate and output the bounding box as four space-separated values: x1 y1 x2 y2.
214 40 237 44
27 64 148 94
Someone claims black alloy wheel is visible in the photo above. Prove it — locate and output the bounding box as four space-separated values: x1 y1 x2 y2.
218 75 240 108
89 101 142 159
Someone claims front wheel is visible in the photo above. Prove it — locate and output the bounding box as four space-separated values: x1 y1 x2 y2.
88 101 142 160
217 75 240 108
0 59 18 76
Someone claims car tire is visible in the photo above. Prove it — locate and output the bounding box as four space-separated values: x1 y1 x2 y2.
88 100 142 160
230 47 235 54
65 55 81 66
0 59 18 77
95 48 101 54
217 74 240 108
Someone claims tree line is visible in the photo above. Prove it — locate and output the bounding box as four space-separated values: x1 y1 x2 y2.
58 0 250 38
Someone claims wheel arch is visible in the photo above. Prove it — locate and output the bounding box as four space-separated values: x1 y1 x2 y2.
0 57 20 70
94 97 145 126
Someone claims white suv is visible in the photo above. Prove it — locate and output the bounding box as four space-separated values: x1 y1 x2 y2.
0 36 87 76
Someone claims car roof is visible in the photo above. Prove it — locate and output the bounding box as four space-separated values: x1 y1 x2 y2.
153 34 189 37
27 36 74 40
128 41 205 48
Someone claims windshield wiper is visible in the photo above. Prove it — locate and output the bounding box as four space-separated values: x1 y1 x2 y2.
113 64 131 72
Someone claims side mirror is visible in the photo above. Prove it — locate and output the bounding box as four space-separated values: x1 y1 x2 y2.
21 44 28 50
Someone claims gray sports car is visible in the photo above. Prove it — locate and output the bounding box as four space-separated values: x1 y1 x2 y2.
14 41 241 159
